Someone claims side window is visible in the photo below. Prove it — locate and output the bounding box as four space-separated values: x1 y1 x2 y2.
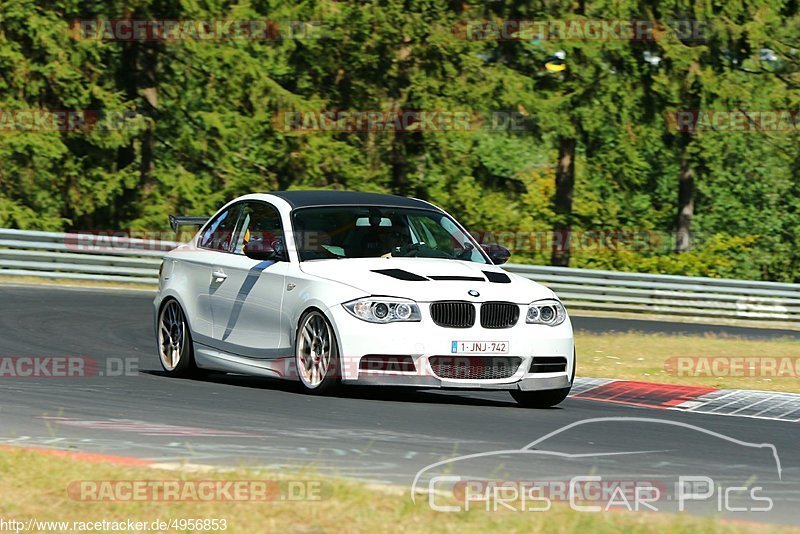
198 205 241 252
232 202 285 255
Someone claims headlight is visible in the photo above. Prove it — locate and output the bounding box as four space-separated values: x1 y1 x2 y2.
526 299 566 326
344 298 421 323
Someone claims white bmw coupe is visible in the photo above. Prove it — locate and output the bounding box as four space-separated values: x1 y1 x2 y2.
154 191 575 407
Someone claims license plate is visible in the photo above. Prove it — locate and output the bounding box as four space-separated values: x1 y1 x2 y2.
451 341 509 354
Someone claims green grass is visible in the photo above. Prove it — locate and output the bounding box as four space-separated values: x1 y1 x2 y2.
0 448 790 533
576 331 800 393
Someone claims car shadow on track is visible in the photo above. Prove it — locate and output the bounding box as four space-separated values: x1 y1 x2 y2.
141 369 529 408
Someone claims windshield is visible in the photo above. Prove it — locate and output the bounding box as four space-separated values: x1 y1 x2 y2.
292 206 488 263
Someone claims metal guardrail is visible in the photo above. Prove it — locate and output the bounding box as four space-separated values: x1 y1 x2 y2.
1 228 798 323
506 264 800 322
0 229 175 285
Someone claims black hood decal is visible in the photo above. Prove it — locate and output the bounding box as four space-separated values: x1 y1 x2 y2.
428 275 486 282
372 269 429 281
372 269 506 284
483 271 511 283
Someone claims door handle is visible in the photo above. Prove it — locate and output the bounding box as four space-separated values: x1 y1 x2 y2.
212 269 228 282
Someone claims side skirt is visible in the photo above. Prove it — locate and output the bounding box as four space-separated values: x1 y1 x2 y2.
193 343 296 380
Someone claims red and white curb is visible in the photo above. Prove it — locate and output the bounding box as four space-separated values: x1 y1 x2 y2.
571 378 800 422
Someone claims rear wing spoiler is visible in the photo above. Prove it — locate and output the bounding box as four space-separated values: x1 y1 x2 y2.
169 215 209 232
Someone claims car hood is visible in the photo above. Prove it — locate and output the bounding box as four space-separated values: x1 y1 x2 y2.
298 258 556 304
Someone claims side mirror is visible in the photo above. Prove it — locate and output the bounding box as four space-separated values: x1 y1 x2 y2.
481 244 511 265
243 238 286 262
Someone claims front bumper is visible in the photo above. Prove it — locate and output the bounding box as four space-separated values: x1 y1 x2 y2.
350 373 571 391
327 302 575 391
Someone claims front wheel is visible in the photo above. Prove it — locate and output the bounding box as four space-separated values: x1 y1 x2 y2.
512 349 576 408
295 310 340 394
511 387 571 408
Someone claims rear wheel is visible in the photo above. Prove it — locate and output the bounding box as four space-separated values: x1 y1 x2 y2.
512 349 576 408
157 299 197 377
295 310 340 394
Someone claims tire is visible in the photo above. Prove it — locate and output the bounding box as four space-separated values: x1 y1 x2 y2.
295 309 340 394
157 299 198 377
511 387 571 408
511 349 576 408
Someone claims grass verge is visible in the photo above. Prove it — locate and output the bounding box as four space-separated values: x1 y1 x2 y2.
576 331 800 393
0 448 786 533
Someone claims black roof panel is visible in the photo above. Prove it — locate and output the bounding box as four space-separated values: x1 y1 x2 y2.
266 190 438 211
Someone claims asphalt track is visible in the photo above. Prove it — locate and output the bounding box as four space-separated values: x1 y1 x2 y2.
0 284 798 525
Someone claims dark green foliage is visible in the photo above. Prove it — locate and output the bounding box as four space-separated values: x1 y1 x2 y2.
0 1 798 280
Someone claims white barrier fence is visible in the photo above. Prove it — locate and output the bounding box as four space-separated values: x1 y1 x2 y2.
1 228 798 323
0 229 173 285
